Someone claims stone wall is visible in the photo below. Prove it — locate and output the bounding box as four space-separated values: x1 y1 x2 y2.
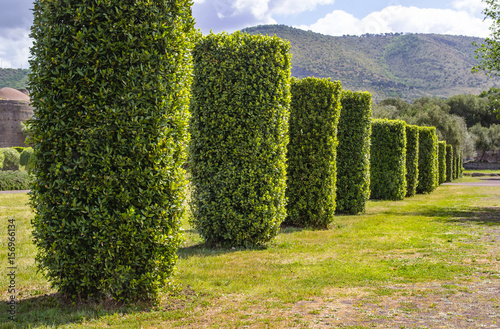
0 100 34 147
463 161 500 170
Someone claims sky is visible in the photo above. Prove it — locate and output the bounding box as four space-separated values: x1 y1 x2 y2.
0 0 493 69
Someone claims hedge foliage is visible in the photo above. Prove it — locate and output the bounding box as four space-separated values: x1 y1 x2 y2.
0 151 4 170
336 91 372 214
29 0 194 301
1 148 20 171
438 141 447 184
20 147 34 169
0 170 31 190
416 127 438 194
405 125 419 197
189 32 291 246
285 77 341 228
370 119 407 200
445 144 454 182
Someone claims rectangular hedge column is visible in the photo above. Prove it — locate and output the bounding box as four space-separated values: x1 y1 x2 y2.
417 126 439 194
445 144 454 182
29 0 194 301
370 119 407 200
285 77 341 229
189 32 291 247
405 125 419 197
336 91 372 214
438 141 447 185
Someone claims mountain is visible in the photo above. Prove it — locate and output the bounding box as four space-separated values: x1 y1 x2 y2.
0 68 29 90
242 25 500 102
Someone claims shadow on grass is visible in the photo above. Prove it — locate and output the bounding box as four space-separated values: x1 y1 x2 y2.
177 225 306 259
407 206 500 226
1 293 154 328
177 241 268 260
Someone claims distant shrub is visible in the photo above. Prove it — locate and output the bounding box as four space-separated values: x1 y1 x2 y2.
370 119 407 200
416 127 438 194
286 77 341 229
0 170 31 190
336 91 372 214
438 141 447 184
20 147 33 169
405 125 419 197
1 148 20 171
190 32 291 246
446 144 454 182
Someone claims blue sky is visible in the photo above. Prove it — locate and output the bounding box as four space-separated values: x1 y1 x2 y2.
0 0 492 69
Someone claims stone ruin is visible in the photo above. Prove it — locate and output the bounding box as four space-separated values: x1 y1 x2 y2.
0 87 34 148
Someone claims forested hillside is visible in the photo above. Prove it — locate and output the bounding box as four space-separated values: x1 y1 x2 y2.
243 25 500 101
0 68 29 90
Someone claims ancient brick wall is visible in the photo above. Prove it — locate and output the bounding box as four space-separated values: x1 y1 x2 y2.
0 100 34 147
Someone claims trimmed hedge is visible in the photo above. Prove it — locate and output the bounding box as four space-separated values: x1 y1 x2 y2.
29 0 194 301
1 148 20 171
20 147 34 169
416 127 438 194
189 32 291 246
0 171 31 190
438 141 447 185
370 119 407 200
446 144 454 182
0 151 4 170
285 77 341 228
336 91 372 214
405 125 419 197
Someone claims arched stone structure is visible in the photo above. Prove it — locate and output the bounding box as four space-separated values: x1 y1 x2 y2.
0 87 34 147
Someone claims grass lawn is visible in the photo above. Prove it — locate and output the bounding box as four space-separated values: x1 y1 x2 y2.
1 177 499 328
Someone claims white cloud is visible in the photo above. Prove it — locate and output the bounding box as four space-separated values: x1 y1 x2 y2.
297 5 491 37
0 28 32 69
195 0 335 31
452 0 485 15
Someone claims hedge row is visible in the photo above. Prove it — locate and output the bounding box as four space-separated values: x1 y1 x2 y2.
370 119 407 200
336 91 372 214
29 0 194 301
416 127 439 194
405 125 419 197
189 32 291 246
0 170 32 190
438 141 447 185
285 77 341 228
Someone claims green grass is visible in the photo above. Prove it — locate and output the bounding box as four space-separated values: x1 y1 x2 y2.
1 177 499 328
464 169 500 174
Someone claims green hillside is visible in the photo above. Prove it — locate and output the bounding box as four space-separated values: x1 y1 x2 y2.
0 68 29 89
242 25 500 101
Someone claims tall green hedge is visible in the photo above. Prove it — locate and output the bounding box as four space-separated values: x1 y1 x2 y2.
405 125 419 197
336 91 372 214
416 127 438 194
285 77 341 228
0 151 4 170
29 0 194 301
445 144 454 182
370 119 407 200
189 32 291 246
438 141 447 185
